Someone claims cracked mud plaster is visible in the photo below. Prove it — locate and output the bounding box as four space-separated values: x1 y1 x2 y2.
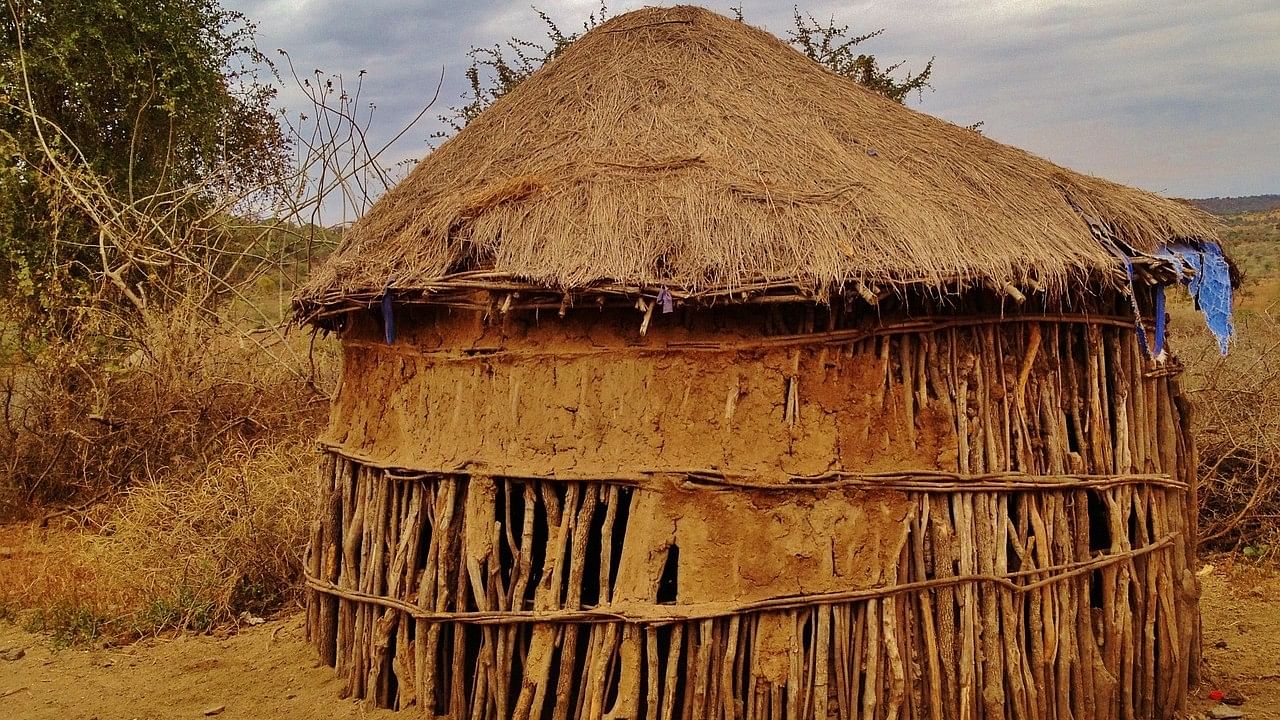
611 474 911 604
326 305 956 482
328 305 923 651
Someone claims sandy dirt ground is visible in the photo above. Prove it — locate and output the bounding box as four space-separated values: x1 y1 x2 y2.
0 613 391 720
0 565 1277 719
1192 563 1280 719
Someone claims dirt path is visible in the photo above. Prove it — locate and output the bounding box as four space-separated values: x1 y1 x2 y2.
0 565 1277 719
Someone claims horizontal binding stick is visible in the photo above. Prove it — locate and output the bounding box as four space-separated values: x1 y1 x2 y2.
296 264 1176 323
317 445 1184 492
682 471 1186 493
338 313 1138 360
302 533 1178 626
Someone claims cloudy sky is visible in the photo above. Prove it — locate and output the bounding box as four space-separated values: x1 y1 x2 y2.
227 0 1279 204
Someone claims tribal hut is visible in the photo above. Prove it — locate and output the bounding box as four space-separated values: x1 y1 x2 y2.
294 6 1231 720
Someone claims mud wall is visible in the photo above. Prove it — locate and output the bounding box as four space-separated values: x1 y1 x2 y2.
325 305 956 479
306 303 1201 720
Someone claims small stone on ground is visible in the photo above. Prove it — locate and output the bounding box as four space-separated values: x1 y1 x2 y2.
1209 703 1245 719
202 705 225 716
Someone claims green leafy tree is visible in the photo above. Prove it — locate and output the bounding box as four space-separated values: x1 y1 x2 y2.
442 4 933 131
0 0 288 325
1 0 285 196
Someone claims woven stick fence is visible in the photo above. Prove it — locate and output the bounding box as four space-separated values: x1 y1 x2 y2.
305 317 1200 720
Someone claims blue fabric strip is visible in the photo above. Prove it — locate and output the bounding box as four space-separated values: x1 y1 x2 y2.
1108 244 1151 355
658 287 674 314
382 290 395 345
1153 284 1166 356
1195 242 1234 355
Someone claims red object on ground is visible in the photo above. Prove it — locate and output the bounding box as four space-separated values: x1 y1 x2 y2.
1209 690 1225 702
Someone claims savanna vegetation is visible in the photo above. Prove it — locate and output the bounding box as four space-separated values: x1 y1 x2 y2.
0 0 1276 650
1177 207 1280 557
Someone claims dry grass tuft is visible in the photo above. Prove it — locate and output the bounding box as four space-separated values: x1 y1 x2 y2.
1 440 314 640
105 438 315 624
0 427 319 645
0 524 124 644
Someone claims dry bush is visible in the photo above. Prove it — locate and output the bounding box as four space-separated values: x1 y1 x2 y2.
0 25 431 644
1177 303 1280 556
0 299 335 642
0 300 332 513
0 297 337 642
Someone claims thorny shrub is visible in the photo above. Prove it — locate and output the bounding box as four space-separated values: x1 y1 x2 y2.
1178 304 1280 557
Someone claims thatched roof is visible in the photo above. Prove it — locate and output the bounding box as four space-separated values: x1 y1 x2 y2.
296 5 1217 321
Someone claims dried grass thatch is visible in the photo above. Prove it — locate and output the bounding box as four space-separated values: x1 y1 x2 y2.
296 5 1216 320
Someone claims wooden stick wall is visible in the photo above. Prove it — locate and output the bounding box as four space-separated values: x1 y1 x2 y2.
305 319 1200 719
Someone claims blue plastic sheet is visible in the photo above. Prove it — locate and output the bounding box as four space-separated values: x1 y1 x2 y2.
1155 242 1234 355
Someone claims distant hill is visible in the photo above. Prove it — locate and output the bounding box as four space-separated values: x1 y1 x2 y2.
1189 194 1280 215
1213 207 1280 310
